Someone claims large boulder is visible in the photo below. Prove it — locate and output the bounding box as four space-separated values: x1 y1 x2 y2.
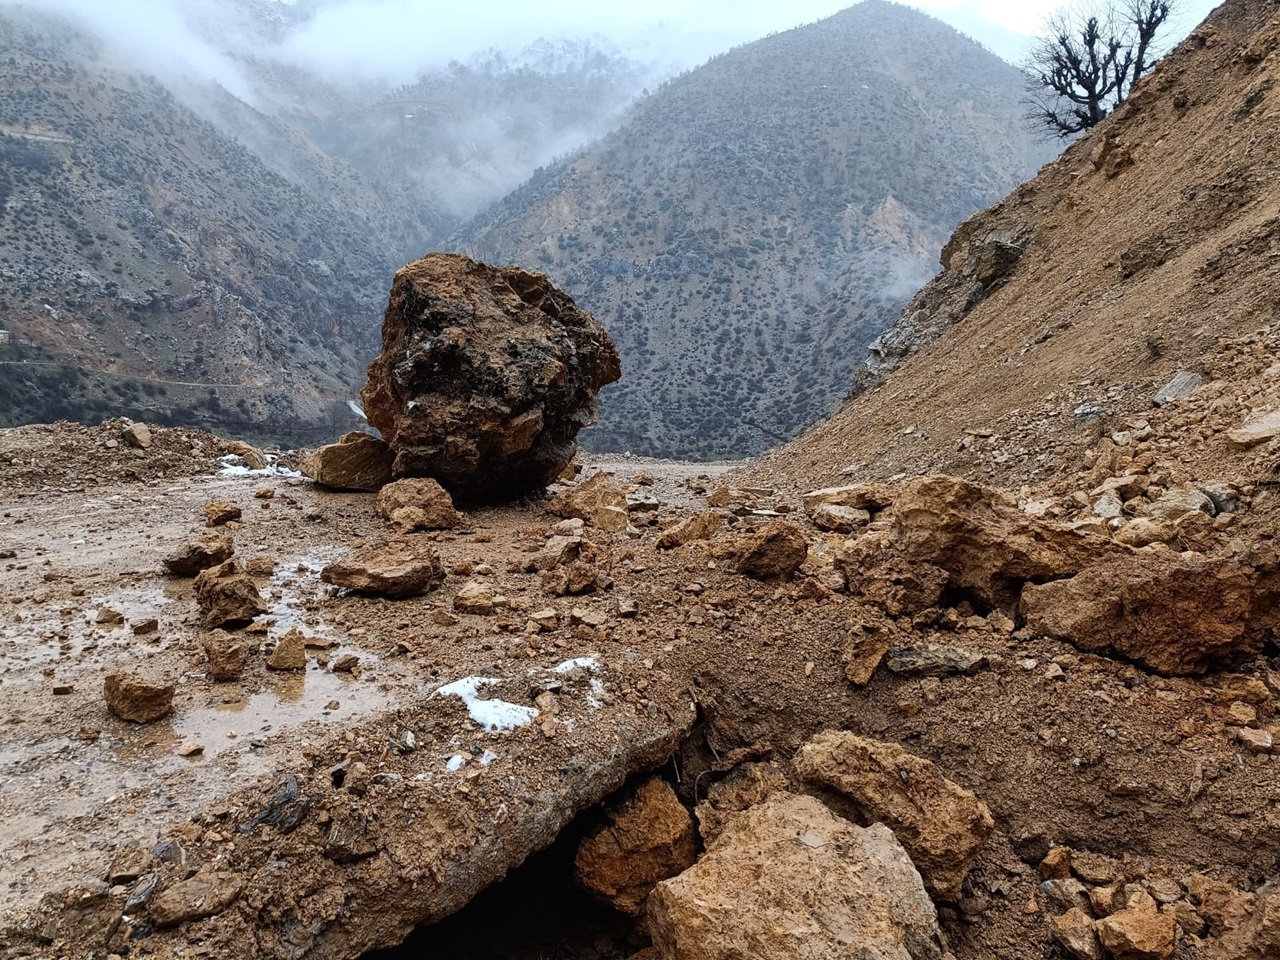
647 792 950 960
574 778 698 915
1020 551 1276 676
301 432 394 492
794 730 994 901
103 672 175 723
361 254 621 500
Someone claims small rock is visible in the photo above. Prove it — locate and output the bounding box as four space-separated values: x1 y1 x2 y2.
332 654 360 674
202 630 251 681
885 644 988 677
194 560 267 628
104 672 174 723
734 520 808 582
1152 370 1203 406
1113 518 1176 547
163 532 235 576
810 502 872 533
266 628 307 671
1095 906 1176 960
131 618 159 635
1042 878 1094 916
454 580 497 615
204 500 242 528
1236 727 1273 753
1146 487 1215 520
224 440 268 470
1051 907 1103 960
376 477 460 532
1040 846 1073 880
1228 409 1280 447
94 607 125 625
548 472 631 532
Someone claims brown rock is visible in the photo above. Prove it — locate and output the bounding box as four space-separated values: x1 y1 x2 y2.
843 619 897 686
194 560 267 628
1020 550 1273 675
734 520 808 582
361 254 620 499
527 535 584 572
802 483 896 514
647 793 950 960
656 511 722 549
204 500 242 527
266 628 307 671
1051 907 1103 960
1041 845 1073 880
376 477 460 531
224 439 268 470
891 475 1122 609
201 630 250 681
1095 907 1176 960
810 502 872 532
574 779 697 915
163 532 234 576
321 539 444 598
453 579 497 615
694 762 789 844
794 730 994 900
1113 518 1177 547
548 472 630 532
148 871 244 928
122 422 153 449
103 672 174 723
301 432 394 492
836 529 949 616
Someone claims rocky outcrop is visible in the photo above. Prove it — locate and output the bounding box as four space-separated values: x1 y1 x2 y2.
320 539 445 597
794 730 994 900
647 793 950 960
301 432 395 492
361 254 621 500
574 779 697 915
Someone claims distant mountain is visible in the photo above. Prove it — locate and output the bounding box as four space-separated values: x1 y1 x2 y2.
455 0 1057 459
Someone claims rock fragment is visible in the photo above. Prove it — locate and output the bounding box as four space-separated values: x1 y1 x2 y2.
204 500 242 527
1052 907 1103 960
453 580 497 615
301 432 394 491
321 540 444 598
885 644 989 677
163 532 235 576
1152 370 1203 406
1228 409 1280 447
202 630 251 681
734 520 808 582
122 422 153 449
376 477 460 531
794 730 994 900
104 672 174 723
194 560 267 628
656 511 722 549
694 763 789 844
266 628 307 671
647 793 950 960
361 254 620 498
574 778 697 915
1095 906 1176 960
148 871 244 928
548 472 631 532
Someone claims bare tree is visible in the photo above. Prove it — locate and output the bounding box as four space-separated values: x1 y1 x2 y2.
1025 0 1173 138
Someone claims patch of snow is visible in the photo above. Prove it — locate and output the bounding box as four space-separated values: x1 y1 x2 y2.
552 655 600 674
480 750 498 767
436 677 539 732
445 754 466 772
217 454 302 479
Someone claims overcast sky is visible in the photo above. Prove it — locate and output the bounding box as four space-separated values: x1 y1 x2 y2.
12 0 1224 91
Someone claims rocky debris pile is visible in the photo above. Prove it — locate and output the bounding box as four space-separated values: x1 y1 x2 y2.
301 432 394 492
361 254 621 500
321 539 445 597
795 731 992 901
648 793 951 960
103 672 174 723
574 779 698 915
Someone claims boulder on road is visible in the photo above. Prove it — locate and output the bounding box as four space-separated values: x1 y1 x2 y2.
163 532 234 577
301 432 394 492
734 520 808 582
647 792 950 960
361 254 620 500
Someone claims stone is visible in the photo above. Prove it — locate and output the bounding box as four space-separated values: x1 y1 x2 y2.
202 630 250 681
1236 727 1273 753
103 672 174 723
106 846 154 886
1095 907 1176 960
453 579 497 615
1073 851 1121 885
1042 878 1094 915
793 730 994 900
1040 846 1073 879
266 628 307 671
148 871 244 928
321 540 445 598
1228 409 1280 447
843 620 897 686
1152 370 1203 406
361 254 620 499
647 793 950 960
656 511 722 549
163 532 235 576
890 475 1122 610
802 483 896 515
1146 487 1215 520
224 439 268 470
203 500 242 528
301 432 394 491
194 560 268 628
694 763 790 845
1113 518 1177 547
836 531 950 616
734 520 808 582
1020 550 1275 675
376 477 460 532
886 644 989 677
528 535 584 572
1051 908 1103 960
122 422 153 449
810 502 872 533
548 472 630 532
574 778 697 915
94 607 124 625
541 559 600 596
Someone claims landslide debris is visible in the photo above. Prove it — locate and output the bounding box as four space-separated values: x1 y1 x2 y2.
361 254 621 500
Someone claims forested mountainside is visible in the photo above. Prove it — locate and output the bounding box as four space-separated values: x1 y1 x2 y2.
456 0 1057 459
